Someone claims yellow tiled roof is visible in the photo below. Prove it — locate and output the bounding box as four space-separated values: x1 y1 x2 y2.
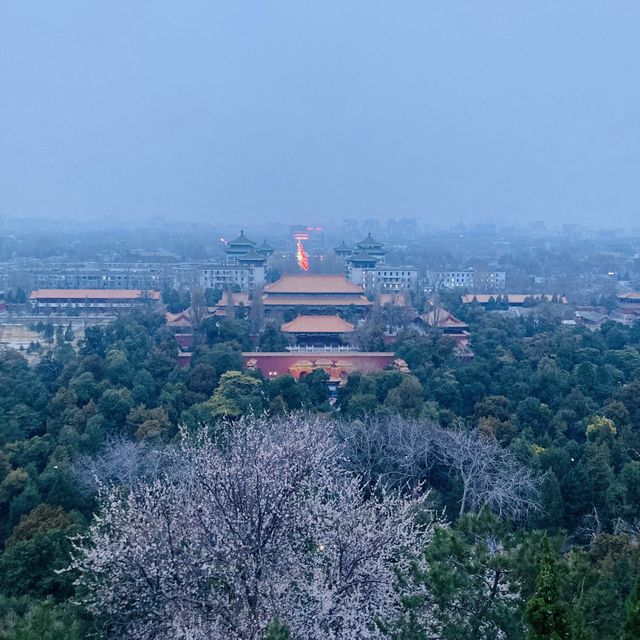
265 274 365 294
281 315 355 334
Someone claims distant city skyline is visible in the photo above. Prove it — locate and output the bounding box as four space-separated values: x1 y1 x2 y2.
2 1 639 228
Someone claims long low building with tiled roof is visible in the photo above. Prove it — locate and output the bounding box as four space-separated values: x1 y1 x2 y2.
29 289 161 313
461 294 568 306
618 292 640 303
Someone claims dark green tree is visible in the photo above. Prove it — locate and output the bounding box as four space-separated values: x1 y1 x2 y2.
525 539 570 640
263 619 290 639
397 512 526 640
259 323 289 352
2 599 81 640
63 322 74 342
298 368 330 408
623 579 640 640
208 371 264 418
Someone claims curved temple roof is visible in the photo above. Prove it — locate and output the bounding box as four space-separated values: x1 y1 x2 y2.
280 314 355 334
264 274 365 295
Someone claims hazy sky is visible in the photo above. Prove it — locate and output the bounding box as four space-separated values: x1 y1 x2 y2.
1 1 639 228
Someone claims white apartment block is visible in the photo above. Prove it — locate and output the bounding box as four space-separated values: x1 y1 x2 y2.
349 267 418 292
199 264 265 292
430 270 506 291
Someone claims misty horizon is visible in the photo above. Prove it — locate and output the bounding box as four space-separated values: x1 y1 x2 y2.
2 2 639 228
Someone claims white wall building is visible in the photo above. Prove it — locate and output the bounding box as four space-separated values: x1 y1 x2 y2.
429 270 506 291
349 266 418 292
199 264 265 291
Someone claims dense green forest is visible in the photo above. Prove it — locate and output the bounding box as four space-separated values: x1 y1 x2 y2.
2 305 640 638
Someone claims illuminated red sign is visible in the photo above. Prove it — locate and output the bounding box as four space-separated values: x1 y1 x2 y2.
296 240 309 271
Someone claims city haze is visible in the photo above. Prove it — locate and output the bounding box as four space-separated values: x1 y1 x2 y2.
1 1 639 228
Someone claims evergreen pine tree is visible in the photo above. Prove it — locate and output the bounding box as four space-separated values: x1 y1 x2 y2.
525 538 571 640
568 608 589 640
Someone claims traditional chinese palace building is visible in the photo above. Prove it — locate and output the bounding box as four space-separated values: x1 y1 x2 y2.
280 314 355 347
262 275 371 316
417 306 470 346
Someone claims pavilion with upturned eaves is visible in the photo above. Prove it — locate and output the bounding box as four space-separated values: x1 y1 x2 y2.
225 230 256 263
333 233 387 265
355 232 386 262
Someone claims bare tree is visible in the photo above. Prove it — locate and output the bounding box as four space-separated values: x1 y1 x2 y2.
576 506 604 545
224 285 236 321
190 286 207 326
70 436 167 495
381 298 414 334
249 286 264 334
337 415 437 490
612 516 640 540
338 416 540 521
71 415 434 640
434 428 540 519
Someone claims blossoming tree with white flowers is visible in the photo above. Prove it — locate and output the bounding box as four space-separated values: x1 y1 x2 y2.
71 414 434 640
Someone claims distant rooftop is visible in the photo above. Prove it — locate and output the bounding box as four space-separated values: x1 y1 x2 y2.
379 293 407 307
30 289 161 300
348 250 379 263
218 291 250 307
618 292 640 301
227 230 255 246
421 307 469 329
237 248 267 262
334 240 353 252
461 294 568 305
281 315 355 334
265 274 366 295
356 233 383 248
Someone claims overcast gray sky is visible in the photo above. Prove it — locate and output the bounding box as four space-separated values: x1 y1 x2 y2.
1 1 639 228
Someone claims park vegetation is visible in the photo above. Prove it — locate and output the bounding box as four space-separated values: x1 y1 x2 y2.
1 305 640 637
